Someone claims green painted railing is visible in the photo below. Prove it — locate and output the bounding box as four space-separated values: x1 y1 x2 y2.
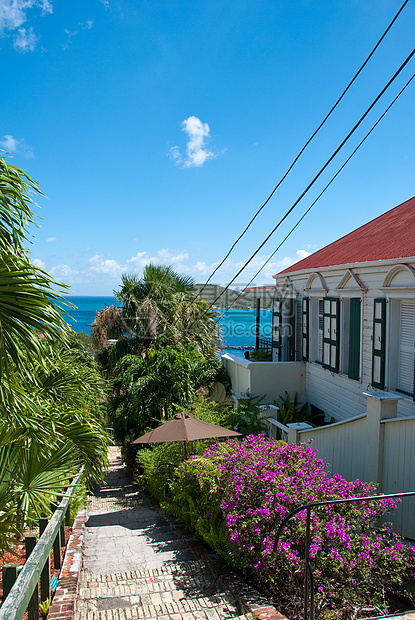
0 467 84 620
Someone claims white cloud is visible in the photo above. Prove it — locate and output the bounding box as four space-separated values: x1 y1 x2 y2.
62 28 78 49
80 18 93 29
99 0 110 7
0 134 34 158
88 254 123 275
296 249 311 260
62 18 93 49
50 263 77 277
169 116 219 168
13 26 38 51
127 248 189 268
46 236 57 243
32 258 45 269
0 0 52 51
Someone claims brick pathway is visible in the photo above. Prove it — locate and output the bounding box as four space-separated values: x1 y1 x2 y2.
73 448 252 620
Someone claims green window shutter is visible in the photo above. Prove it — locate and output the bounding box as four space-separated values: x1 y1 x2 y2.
322 298 340 372
348 298 361 380
302 297 309 361
287 298 296 361
272 297 282 361
372 298 386 389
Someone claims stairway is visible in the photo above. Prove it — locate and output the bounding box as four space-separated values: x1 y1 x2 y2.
74 448 250 620
75 560 251 620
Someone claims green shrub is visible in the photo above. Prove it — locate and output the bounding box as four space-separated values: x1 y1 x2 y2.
135 395 267 504
249 349 272 362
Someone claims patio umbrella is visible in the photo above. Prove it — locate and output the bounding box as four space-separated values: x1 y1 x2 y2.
131 412 241 458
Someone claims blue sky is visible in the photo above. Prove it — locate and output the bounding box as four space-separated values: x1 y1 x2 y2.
1 0 414 295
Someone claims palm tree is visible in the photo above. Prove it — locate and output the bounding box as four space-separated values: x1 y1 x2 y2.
108 344 230 442
114 264 221 355
0 154 109 550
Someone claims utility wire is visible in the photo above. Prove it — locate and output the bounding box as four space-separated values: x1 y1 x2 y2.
202 46 415 314
196 0 410 298
218 72 415 321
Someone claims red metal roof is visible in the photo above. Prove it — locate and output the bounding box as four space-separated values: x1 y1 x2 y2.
245 286 276 291
277 196 415 276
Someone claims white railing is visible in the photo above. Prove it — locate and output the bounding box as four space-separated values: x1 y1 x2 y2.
266 417 289 442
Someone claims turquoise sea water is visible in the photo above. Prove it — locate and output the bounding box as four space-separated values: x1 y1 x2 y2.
63 296 272 358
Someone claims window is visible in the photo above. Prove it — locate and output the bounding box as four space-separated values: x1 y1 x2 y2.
272 297 282 361
322 298 340 372
372 298 386 389
341 298 362 380
302 297 309 361
397 301 414 394
272 296 296 361
318 299 323 363
388 299 415 395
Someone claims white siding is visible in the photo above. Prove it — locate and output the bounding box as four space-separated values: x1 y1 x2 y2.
382 417 415 539
298 415 367 481
306 363 366 421
273 260 415 420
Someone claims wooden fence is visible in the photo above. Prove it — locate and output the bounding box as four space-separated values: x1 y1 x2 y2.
0 467 84 620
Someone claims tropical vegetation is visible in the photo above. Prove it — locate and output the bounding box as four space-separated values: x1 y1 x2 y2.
134 394 267 501
108 344 231 444
0 154 108 556
91 264 222 372
91 262 231 450
167 435 415 619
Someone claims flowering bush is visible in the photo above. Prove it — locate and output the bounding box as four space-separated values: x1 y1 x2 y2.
169 435 415 619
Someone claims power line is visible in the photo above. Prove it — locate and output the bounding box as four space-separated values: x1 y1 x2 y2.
218 72 415 320
196 0 410 299
203 46 415 313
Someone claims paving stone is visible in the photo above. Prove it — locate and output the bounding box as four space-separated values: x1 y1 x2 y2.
74 449 246 620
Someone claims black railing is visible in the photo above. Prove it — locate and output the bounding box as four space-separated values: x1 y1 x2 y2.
257 337 272 352
273 491 415 620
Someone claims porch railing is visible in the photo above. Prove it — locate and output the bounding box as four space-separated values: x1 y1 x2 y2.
0 467 84 620
273 491 415 620
266 417 289 442
257 337 272 352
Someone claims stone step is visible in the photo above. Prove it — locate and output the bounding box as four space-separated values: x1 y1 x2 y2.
74 596 246 620
75 609 251 620
74 563 248 620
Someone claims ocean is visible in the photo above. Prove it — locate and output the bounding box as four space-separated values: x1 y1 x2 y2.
62 296 272 358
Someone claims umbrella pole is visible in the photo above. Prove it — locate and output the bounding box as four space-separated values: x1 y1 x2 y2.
184 441 187 459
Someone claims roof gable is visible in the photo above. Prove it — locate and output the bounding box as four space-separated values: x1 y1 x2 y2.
277 196 415 276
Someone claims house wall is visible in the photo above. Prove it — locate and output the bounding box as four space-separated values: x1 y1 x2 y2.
274 258 415 421
222 354 306 404
295 414 367 481
382 416 415 537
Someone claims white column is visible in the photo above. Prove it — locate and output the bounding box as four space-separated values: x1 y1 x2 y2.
363 392 402 487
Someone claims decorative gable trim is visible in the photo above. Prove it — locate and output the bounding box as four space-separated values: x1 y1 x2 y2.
382 263 415 288
336 268 367 292
305 272 328 294
276 276 298 298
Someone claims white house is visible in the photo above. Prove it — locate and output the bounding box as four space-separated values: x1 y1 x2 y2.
232 195 415 421
222 197 415 537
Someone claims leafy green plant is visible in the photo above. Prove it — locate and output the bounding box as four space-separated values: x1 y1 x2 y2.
222 396 268 436
108 345 230 443
39 597 51 618
276 391 312 425
249 349 272 362
0 155 109 553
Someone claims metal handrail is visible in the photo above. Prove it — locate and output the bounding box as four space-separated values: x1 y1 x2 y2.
0 467 84 620
273 491 415 620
